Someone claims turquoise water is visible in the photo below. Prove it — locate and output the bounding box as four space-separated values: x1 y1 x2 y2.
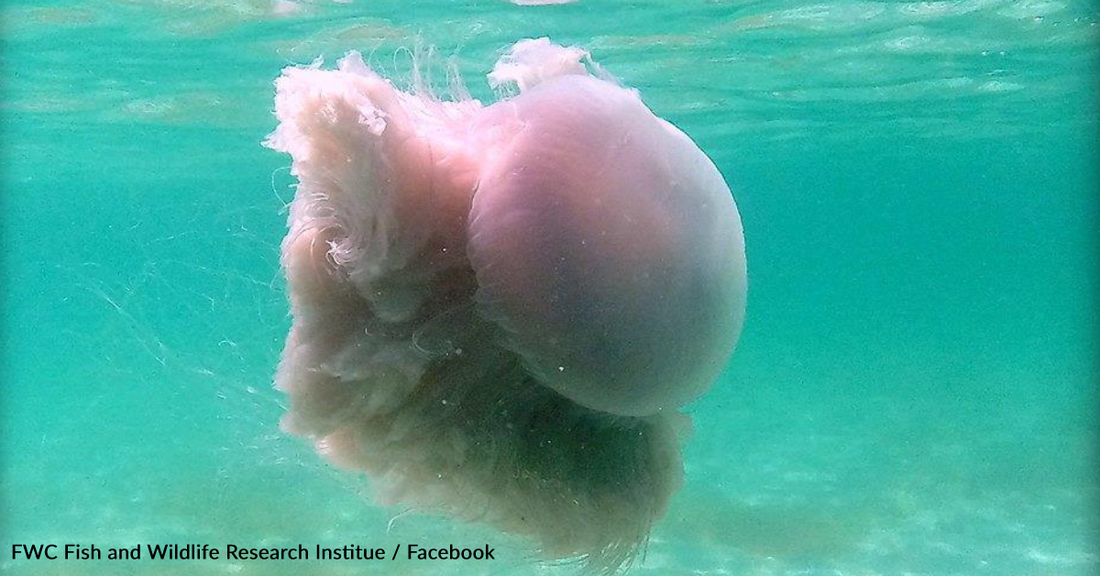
2 1 1098 574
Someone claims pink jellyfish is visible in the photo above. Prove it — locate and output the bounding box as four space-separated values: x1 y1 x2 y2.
266 38 746 571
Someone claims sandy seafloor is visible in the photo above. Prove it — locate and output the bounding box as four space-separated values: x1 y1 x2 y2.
1 0 1098 575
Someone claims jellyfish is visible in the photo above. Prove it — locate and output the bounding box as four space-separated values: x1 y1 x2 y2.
266 38 746 571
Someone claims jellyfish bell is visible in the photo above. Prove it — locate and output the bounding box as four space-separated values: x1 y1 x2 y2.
267 37 746 571
469 65 746 418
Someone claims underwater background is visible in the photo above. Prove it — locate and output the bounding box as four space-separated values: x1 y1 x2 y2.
1 0 1098 574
